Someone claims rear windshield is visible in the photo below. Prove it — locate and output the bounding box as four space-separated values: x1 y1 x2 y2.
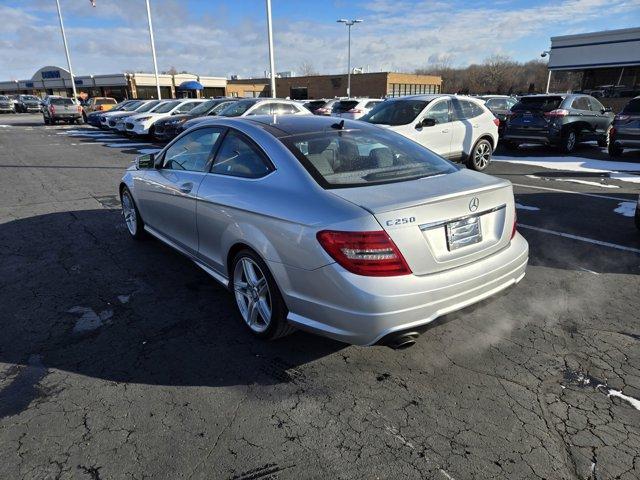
50 98 74 106
361 100 429 126
153 100 181 113
122 101 143 111
96 98 117 105
332 100 359 113
304 100 327 110
281 128 458 188
622 98 640 114
512 96 563 112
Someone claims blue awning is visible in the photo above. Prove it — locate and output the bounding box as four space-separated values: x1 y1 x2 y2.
177 80 204 90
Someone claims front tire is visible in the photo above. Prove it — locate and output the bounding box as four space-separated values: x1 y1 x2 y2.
76 117 84 125
231 249 294 340
467 139 492 171
43 116 50 125
120 187 145 240
608 142 623 158
560 128 577 153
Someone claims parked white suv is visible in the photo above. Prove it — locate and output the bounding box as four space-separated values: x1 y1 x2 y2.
332 98 383 120
361 95 499 171
125 99 205 136
218 98 311 117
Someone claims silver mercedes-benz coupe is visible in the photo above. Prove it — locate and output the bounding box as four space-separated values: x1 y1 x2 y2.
119 115 529 347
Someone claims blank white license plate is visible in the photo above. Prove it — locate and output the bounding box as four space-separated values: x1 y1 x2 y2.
446 216 482 251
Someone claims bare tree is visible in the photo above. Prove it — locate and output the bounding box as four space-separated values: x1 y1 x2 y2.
297 61 318 77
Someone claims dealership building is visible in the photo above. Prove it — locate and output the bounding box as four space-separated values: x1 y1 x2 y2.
548 27 640 98
0 66 441 101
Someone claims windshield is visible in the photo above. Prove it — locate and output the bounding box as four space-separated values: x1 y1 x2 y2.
189 99 220 116
22 95 40 101
622 98 640 114
122 101 143 111
219 100 255 117
361 100 429 125
136 101 160 112
153 100 181 113
332 100 359 113
210 101 235 114
281 128 457 188
512 96 563 112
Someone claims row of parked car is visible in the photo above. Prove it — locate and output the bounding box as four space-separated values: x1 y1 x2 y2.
86 92 640 171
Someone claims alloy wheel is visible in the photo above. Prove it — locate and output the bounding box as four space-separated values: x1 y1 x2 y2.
121 191 137 236
473 142 491 170
233 257 272 333
566 131 576 151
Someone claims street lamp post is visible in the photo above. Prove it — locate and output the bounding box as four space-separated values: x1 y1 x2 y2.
541 50 552 94
145 0 161 99
337 19 363 97
54 0 78 101
266 0 276 98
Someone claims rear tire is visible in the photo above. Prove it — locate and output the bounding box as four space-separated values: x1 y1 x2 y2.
231 249 294 341
598 127 610 148
467 139 492 171
120 186 146 240
43 116 50 125
76 117 84 125
560 128 577 153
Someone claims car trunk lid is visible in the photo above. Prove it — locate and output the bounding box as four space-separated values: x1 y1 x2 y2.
507 95 564 132
329 169 516 275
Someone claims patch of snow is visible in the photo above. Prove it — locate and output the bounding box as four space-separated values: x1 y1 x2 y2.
68 306 113 333
552 178 620 189
605 388 640 411
0 124 11 128
515 202 540 211
494 154 640 185
105 142 152 148
614 202 637 218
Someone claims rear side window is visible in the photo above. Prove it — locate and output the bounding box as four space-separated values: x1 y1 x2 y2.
333 101 359 113
512 96 563 112
571 97 590 111
453 99 484 119
622 98 640 114
212 130 273 178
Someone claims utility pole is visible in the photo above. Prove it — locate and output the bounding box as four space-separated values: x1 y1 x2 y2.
145 0 161 99
55 0 78 101
337 19 363 97
266 0 276 98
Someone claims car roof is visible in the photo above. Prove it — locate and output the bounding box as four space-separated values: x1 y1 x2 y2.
193 115 376 138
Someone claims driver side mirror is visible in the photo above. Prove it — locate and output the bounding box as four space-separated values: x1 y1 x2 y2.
136 153 155 170
601 106 612 114
416 118 436 129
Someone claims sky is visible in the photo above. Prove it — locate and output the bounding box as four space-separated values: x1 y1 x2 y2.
1 0 639 80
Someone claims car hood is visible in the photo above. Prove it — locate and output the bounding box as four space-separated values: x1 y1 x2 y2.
128 112 163 122
157 113 192 125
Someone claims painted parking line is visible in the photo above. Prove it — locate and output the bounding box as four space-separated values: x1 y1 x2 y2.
512 182 631 202
518 224 640 254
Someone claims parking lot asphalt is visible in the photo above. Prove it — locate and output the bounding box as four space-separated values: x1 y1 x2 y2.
1 114 639 480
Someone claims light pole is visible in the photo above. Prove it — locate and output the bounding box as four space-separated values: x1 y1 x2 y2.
266 0 276 98
54 0 78 101
541 50 552 94
337 18 363 97
145 0 161 99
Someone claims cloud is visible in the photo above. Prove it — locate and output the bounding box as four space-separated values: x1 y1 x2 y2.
1 0 639 80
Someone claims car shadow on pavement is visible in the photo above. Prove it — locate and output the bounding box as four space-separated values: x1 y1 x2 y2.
0 209 345 400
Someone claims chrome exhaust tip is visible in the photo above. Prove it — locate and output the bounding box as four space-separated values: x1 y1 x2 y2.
383 331 420 350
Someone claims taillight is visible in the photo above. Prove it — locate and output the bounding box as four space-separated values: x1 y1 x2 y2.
77 105 82 113
511 211 517 239
493 118 500 127
610 127 616 137
97 105 104 111
316 230 411 277
544 109 569 118
347 108 362 114
615 115 629 121
49 105 55 114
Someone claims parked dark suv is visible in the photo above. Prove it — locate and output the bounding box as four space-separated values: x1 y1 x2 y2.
608 96 640 157
153 98 237 141
503 94 614 153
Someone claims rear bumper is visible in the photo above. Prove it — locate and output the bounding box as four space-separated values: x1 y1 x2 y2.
276 233 529 345
611 133 640 148
503 131 560 145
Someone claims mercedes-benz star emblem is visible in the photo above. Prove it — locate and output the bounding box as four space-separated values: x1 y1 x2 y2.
469 197 479 212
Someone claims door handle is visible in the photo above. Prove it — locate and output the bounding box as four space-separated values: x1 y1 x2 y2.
178 182 193 194
441 129 449 133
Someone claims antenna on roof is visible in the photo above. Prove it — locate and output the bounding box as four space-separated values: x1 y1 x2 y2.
331 119 345 130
